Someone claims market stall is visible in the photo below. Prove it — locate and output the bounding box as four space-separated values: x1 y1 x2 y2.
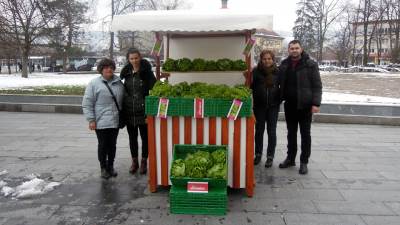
112 9 273 197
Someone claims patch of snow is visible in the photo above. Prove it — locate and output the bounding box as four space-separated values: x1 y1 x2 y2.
0 170 8 176
0 72 98 89
1 186 14 197
323 92 400 106
12 178 61 198
0 175 61 198
0 180 7 188
25 173 39 180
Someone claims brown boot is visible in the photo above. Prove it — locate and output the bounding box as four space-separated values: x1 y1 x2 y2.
129 157 139 174
140 158 147 175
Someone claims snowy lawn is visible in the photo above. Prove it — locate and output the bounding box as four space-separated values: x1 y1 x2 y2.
1 72 400 105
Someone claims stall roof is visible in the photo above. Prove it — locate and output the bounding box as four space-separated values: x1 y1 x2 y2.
111 9 273 33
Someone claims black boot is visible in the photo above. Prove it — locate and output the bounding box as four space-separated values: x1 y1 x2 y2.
278 158 296 168
140 158 147 175
299 163 308 175
108 164 118 177
254 155 261 165
101 168 111 179
265 157 273 168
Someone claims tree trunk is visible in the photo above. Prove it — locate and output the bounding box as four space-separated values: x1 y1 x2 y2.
21 48 29 78
110 32 114 59
7 57 11 74
62 50 67 73
362 22 368 66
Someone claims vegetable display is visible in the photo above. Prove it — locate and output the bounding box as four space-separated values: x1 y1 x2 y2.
162 58 247 72
149 81 251 100
171 149 227 180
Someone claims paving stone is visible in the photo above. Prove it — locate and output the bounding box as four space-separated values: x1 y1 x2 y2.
1 112 400 223
283 213 367 225
361 215 400 225
313 200 395 215
340 190 400 201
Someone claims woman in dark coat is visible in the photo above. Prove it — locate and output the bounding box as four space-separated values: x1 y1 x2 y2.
251 50 281 168
120 48 156 175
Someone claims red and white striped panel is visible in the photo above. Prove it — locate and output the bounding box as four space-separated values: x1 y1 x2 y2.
150 116 253 188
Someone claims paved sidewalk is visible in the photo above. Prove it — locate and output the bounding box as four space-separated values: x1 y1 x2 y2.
0 111 399 225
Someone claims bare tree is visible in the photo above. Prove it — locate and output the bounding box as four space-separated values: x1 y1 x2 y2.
51 0 89 72
293 0 346 62
0 0 57 78
314 0 346 62
385 0 400 63
331 5 353 66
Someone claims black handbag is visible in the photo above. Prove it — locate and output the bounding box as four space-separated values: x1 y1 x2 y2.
103 80 126 129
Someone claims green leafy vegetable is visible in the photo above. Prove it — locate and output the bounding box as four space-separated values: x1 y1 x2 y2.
162 58 176 72
216 58 233 71
171 159 185 177
205 60 218 71
232 59 247 71
192 58 207 71
150 81 251 100
211 149 226 164
207 163 227 179
176 58 192 72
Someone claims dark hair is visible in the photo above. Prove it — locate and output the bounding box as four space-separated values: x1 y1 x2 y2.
288 39 302 48
257 49 275 70
97 58 116 74
126 48 141 60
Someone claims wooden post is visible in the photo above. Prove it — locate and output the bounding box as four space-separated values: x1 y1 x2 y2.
245 30 252 87
246 116 255 197
155 32 161 80
147 116 157 192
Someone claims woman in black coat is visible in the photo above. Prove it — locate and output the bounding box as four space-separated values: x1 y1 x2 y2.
120 48 156 175
251 50 281 168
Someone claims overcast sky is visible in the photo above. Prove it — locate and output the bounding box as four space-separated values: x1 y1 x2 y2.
92 0 356 33
188 0 297 32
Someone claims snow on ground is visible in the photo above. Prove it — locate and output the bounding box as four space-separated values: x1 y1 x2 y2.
320 71 400 78
0 72 98 89
0 173 61 199
1 72 400 105
0 170 8 176
323 92 400 105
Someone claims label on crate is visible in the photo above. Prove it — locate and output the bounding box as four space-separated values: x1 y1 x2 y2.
227 99 243 120
157 98 169 118
187 182 209 193
194 98 204 119
243 38 255 56
151 38 163 57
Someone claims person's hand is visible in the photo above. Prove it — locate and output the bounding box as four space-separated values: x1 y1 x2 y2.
311 106 320 113
89 121 96 130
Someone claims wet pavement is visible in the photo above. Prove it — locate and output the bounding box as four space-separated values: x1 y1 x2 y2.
1 111 400 225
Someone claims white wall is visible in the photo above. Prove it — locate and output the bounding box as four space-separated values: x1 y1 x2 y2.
165 36 249 60
163 35 253 86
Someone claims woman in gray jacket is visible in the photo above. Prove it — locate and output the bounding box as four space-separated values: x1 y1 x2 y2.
82 58 124 179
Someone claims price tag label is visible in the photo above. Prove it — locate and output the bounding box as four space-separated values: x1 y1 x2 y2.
187 182 209 193
243 38 255 56
194 98 204 119
151 38 163 57
227 99 243 120
157 98 169 118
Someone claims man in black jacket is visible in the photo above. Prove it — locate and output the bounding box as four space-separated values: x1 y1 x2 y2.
278 40 322 175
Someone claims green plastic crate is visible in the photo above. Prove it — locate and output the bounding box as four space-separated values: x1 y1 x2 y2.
145 96 252 117
145 96 194 117
170 185 227 215
204 97 252 117
170 144 228 188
